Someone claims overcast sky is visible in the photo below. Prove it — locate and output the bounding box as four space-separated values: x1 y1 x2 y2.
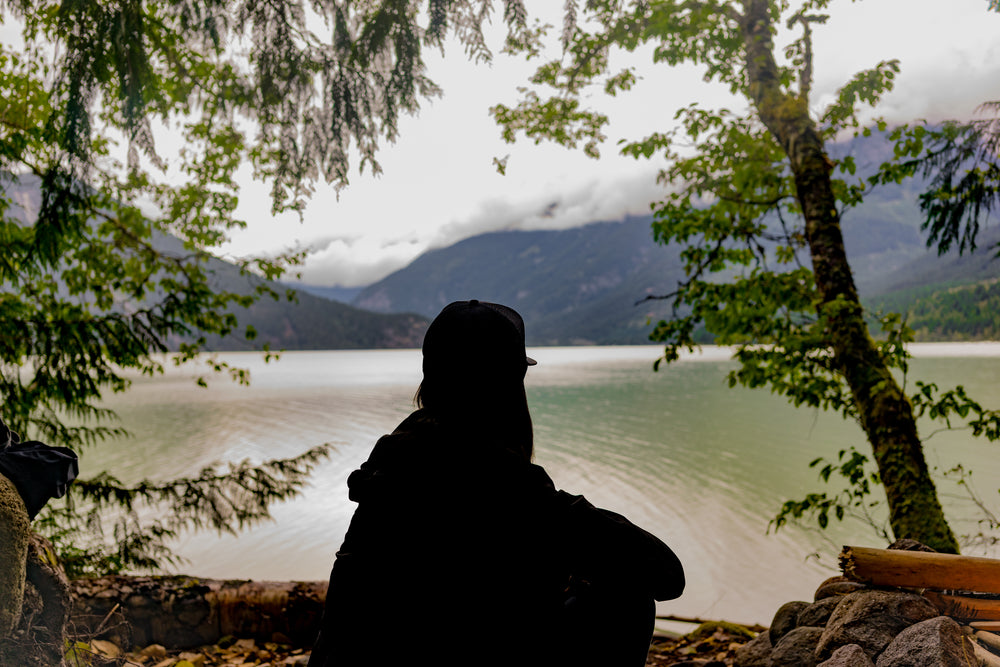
218 0 1000 288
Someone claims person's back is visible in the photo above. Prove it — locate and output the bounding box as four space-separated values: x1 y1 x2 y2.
308 301 684 666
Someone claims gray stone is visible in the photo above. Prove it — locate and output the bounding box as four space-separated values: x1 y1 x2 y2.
887 539 935 553
770 600 810 645
798 596 844 628
770 626 824 667
733 630 771 667
815 589 938 662
815 576 867 601
818 644 876 667
874 616 972 667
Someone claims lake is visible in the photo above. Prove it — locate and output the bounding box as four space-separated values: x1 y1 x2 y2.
88 343 1000 626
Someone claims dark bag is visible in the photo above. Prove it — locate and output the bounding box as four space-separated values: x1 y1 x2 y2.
0 418 78 519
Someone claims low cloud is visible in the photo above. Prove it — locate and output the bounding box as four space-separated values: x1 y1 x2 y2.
297 236 427 287
297 167 669 288
429 168 665 248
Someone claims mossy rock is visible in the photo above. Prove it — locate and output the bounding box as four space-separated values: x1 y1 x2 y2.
0 472 29 639
685 620 758 641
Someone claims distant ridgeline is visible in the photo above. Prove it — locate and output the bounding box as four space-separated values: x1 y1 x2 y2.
0 173 429 352
9 122 1000 351
863 225 1000 342
342 178 1000 346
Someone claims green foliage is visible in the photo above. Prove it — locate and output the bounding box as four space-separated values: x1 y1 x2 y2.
770 447 888 540
0 0 529 574
869 280 1000 342
492 0 994 551
871 116 1000 256
35 444 331 577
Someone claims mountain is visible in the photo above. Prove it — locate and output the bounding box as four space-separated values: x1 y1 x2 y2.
863 226 1000 340
199 283 428 351
287 282 364 304
347 202 947 346
342 127 1000 345
1 173 428 351
353 216 685 345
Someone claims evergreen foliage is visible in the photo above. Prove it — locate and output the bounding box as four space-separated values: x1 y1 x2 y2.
0 0 526 573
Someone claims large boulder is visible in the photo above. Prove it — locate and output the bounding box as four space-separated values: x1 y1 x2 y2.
815 589 939 662
874 616 972 667
798 596 844 629
0 472 29 638
770 626 824 667
769 600 810 645
733 630 772 667
818 644 876 667
814 576 867 602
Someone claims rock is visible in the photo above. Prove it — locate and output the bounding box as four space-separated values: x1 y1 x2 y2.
0 472 29 639
769 626 824 667
887 539 935 552
769 600 810 645
733 631 771 667
815 589 939 662
815 576 867 601
818 644 876 667
798 596 844 628
874 616 972 667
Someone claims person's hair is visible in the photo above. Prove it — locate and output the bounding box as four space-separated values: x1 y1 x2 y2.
415 365 534 462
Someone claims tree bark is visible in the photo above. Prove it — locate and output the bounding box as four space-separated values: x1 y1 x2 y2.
740 0 959 553
0 473 29 639
0 532 72 667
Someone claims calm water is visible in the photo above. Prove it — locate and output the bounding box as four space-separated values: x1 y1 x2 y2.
88 344 1000 626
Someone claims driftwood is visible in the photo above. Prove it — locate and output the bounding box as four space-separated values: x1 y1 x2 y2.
839 546 1000 594
71 576 328 650
973 639 1000 667
922 591 1000 622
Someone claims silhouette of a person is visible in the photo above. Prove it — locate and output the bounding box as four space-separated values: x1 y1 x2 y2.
308 300 684 667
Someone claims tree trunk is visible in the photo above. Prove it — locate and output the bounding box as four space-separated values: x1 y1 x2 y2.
0 473 29 639
740 0 959 553
0 532 72 667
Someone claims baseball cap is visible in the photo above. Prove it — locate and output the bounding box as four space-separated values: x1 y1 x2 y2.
422 300 537 368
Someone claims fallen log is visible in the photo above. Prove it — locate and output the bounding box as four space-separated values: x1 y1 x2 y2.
923 592 1000 621
71 575 328 650
839 546 1000 594
974 624 1000 635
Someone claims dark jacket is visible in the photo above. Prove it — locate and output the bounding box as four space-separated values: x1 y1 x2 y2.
308 410 684 666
